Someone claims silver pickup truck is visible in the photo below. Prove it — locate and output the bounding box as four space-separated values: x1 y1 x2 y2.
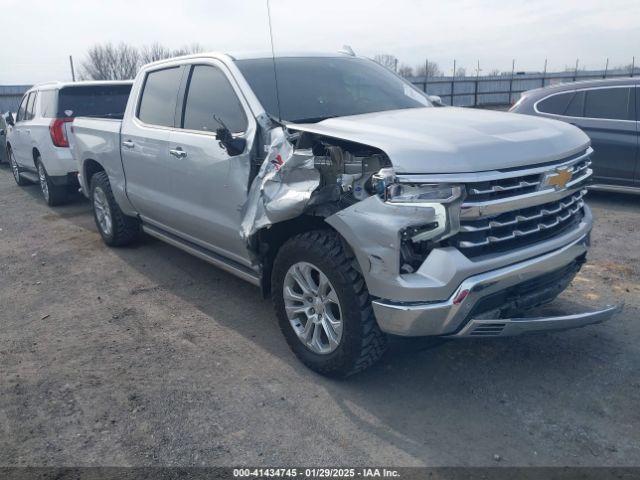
70 52 619 376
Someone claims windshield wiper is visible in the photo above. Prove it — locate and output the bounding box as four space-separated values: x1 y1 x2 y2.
290 115 339 124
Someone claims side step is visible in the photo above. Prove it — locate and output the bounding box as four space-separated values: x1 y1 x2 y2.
141 223 261 287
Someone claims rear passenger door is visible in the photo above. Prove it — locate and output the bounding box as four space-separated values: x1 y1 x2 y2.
167 61 257 265
120 65 185 228
572 86 637 186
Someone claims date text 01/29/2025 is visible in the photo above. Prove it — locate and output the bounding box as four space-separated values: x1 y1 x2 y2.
233 468 401 478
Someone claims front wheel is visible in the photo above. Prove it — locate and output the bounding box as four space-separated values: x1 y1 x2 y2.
90 171 140 246
272 230 388 377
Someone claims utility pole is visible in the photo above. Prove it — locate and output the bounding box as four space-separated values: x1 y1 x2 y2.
542 58 547 87
451 59 456 106
474 60 481 107
573 58 579 81
632 56 635 77
69 55 76 82
424 58 429 92
508 59 515 104
603 58 609 79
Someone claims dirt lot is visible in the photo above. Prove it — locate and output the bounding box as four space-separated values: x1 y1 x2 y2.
0 164 639 467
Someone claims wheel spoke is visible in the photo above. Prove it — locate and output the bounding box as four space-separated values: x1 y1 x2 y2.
325 287 339 305
301 317 315 342
321 317 340 349
283 286 304 303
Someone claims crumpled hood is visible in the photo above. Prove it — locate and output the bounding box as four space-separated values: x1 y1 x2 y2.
288 107 590 174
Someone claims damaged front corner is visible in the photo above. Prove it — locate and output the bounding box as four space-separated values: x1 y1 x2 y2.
240 128 321 242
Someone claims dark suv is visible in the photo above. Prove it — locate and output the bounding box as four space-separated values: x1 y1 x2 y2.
511 78 639 193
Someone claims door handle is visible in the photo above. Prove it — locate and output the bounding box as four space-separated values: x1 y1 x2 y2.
169 148 187 159
122 140 135 149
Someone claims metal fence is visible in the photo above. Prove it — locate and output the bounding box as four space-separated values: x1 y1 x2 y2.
0 85 31 113
409 69 640 107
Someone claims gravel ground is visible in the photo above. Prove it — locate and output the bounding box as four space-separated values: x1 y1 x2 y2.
0 164 639 467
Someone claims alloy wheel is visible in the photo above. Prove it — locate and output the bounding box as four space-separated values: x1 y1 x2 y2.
9 148 20 182
283 261 343 355
93 186 113 237
37 162 49 202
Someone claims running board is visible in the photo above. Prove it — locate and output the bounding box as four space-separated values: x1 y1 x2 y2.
141 224 261 287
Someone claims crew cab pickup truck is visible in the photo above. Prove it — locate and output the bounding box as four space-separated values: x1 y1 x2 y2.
70 52 619 376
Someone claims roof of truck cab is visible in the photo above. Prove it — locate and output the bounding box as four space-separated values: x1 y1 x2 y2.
31 80 134 91
142 50 356 69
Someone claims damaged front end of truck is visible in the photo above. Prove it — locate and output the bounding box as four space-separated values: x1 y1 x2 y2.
239 118 620 339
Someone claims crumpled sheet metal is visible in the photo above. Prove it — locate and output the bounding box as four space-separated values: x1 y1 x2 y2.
241 128 320 240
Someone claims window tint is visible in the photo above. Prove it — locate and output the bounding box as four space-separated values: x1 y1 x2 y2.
564 91 585 117
16 95 28 121
40 90 58 118
58 84 131 119
182 65 247 133
584 87 631 120
537 92 574 115
138 67 183 127
25 92 37 120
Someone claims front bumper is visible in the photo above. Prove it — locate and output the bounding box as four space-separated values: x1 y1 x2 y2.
372 234 620 337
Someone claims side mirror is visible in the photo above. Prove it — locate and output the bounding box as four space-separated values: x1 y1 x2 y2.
215 126 246 157
427 95 446 107
5 112 15 126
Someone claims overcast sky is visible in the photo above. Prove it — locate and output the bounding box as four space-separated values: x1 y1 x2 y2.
2 0 639 83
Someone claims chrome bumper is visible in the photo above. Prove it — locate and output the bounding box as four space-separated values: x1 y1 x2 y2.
372 234 620 337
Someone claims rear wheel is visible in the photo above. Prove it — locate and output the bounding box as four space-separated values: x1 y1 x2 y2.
272 230 388 377
90 171 140 246
36 157 67 206
8 146 29 186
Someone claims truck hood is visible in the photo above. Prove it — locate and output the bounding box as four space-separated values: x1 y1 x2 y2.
288 107 590 174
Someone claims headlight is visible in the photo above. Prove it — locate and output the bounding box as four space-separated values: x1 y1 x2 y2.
386 183 462 204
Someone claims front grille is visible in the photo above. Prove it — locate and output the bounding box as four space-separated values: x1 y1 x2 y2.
464 152 592 203
450 190 586 257
447 148 593 258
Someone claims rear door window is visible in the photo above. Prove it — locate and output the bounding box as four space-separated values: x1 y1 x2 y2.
25 92 37 120
564 90 585 117
16 95 28 121
58 84 131 119
137 67 184 127
584 87 632 120
181 65 247 133
537 92 574 115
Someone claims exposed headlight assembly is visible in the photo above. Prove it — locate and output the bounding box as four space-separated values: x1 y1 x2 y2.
385 183 462 204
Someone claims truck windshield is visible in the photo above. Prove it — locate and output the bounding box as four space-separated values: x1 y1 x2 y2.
57 85 132 119
235 56 431 123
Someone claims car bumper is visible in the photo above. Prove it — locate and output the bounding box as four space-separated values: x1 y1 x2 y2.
372 234 620 337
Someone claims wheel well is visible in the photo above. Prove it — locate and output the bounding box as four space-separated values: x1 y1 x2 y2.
256 215 355 298
32 148 40 163
83 159 105 185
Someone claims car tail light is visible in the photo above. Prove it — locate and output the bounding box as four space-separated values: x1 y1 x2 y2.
49 117 74 147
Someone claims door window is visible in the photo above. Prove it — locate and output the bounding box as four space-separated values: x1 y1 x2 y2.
584 87 632 120
564 91 585 117
181 65 247 133
137 67 184 127
25 91 38 120
16 94 29 122
537 92 574 115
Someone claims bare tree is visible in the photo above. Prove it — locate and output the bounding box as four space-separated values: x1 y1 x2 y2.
373 54 398 71
455 67 467 77
487 68 501 76
80 43 140 80
397 64 414 78
81 43 207 80
415 60 442 77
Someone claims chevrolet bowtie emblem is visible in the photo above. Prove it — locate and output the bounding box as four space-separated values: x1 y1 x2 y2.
544 168 572 190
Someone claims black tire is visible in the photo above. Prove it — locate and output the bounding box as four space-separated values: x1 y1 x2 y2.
90 171 140 246
272 230 388 377
8 146 29 186
36 156 67 206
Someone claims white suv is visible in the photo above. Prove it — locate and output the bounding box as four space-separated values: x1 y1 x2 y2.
6 81 132 206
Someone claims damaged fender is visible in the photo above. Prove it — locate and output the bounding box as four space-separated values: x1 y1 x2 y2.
241 128 321 240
